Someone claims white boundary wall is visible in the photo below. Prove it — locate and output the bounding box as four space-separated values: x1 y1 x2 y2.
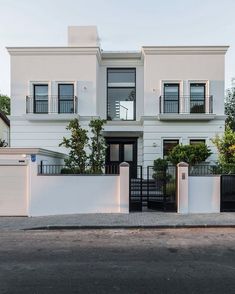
30 173 120 216
0 149 129 216
177 162 221 214
188 176 220 213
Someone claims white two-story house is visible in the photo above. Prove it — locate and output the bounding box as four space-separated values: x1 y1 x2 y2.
7 26 228 171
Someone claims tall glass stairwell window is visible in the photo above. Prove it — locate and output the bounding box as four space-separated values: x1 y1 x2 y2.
107 68 136 120
163 84 179 113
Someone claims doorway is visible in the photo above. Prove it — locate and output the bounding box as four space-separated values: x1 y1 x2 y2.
105 137 138 177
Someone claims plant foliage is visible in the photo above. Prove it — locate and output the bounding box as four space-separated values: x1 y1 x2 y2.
167 144 212 165
59 118 88 173
225 88 235 130
88 118 107 173
0 94 10 115
211 127 235 165
0 139 8 147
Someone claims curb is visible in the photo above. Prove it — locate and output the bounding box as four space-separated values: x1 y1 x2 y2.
23 224 235 230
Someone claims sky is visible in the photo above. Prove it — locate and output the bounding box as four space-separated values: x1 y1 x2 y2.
0 0 235 96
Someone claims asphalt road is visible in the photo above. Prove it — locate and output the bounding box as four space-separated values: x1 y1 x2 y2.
0 228 235 294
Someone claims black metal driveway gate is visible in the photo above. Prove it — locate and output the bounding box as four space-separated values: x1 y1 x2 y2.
221 175 235 212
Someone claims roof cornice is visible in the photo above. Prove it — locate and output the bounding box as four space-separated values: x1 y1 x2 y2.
6 46 102 59
142 46 229 55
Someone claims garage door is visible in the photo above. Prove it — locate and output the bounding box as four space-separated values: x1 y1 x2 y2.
0 165 28 216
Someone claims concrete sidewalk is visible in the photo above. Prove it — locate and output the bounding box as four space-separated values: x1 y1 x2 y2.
0 212 235 231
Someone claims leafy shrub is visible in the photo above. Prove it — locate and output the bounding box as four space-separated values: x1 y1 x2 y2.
165 180 176 196
0 139 8 147
152 158 171 182
167 144 212 165
211 127 235 165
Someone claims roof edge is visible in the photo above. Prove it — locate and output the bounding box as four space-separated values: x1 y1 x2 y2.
0 148 67 159
142 46 229 55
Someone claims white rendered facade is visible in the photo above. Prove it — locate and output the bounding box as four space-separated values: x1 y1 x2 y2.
7 26 228 168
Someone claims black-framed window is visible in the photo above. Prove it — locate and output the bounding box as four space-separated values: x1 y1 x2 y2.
190 139 206 145
58 84 74 113
107 68 136 120
190 83 205 113
164 84 179 113
34 84 48 113
163 139 179 158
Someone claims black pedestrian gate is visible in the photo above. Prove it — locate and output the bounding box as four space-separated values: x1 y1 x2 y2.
221 175 235 212
147 165 177 212
129 166 143 211
129 165 177 212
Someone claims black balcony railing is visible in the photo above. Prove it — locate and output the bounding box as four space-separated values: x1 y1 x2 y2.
159 95 213 114
38 164 120 175
26 96 78 114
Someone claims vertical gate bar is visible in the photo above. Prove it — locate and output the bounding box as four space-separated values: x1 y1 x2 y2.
220 175 223 212
175 165 177 212
163 166 167 211
129 164 131 212
140 166 143 211
147 166 149 207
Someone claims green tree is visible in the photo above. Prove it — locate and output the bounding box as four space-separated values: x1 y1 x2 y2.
88 118 107 173
0 94 10 115
0 139 8 147
167 144 212 165
211 127 235 165
225 88 235 130
59 118 88 173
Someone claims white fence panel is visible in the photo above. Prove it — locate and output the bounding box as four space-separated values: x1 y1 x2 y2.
30 174 120 216
188 176 220 213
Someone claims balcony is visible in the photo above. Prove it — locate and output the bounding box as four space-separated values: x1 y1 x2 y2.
158 95 216 121
26 96 78 114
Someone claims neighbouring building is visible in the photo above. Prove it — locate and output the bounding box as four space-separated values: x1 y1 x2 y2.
7 26 228 171
0 110 10 145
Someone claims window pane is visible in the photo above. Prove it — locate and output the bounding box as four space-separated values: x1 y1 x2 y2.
110 144 119 161
59 84 74 100
107 88 135 120
164 84 179 113
190 139 205 145
34 85 48 113
108 69 135 85
190 84 205 100
34 85 48 100
58 84 74 113
124 144 133 161
190 84 205 113
163 140 179 157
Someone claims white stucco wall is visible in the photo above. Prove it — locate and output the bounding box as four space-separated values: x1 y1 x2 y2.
30 173 120 216
0 149 129 216
143 51 225 116
188 176 220 213
8 43 227 165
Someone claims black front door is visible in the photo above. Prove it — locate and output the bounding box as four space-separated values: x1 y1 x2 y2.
105 137 138 177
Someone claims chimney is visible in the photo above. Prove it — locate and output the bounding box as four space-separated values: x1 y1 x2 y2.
68 26 100 47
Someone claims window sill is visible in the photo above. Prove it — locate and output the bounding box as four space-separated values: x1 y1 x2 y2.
158 113 216 121
24 113 79 121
